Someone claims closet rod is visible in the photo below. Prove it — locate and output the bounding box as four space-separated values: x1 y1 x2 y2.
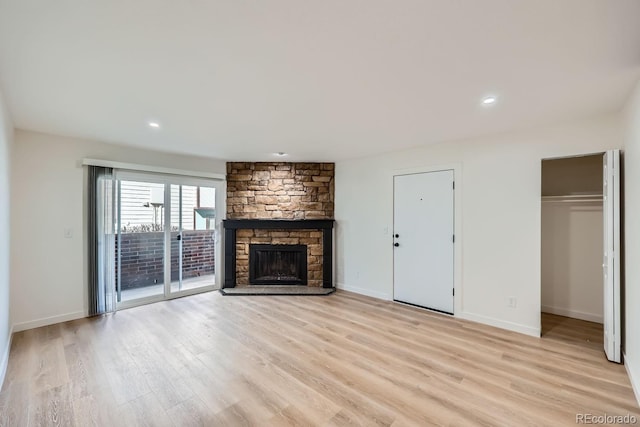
541 194 603 203
542 199 602 203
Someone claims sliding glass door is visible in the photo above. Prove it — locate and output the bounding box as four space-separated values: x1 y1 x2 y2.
113 171 223 309
170 184 217 294
118 178 166 303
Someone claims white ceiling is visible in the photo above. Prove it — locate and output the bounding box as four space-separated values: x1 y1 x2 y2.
1 0 639 162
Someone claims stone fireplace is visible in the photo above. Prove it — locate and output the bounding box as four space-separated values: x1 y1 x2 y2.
223 162 335 289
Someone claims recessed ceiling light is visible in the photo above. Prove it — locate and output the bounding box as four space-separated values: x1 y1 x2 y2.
148 121 160 128
274 152 288 157
481 96 497 106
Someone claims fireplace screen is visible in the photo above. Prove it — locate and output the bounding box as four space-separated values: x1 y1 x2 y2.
249 244 308 285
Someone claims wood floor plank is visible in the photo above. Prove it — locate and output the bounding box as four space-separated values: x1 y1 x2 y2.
0 381 29 427
117 392 175 427
198 335 341 424
93 323 151 407
30 337 69 396
71 385 119 427
127 341 195 410
27 384 75 427
267 404 317 427
165 395 221 427
63 341 110 402
1 290 638 427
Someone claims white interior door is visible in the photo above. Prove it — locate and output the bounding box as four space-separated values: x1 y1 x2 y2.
393 170 454 314
603 149 621 363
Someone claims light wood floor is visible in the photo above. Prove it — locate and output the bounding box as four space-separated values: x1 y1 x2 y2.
1 291 638 426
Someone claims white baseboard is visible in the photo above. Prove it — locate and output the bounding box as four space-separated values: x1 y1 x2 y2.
336 283 392 301
336 284 539 337
624 351 640 407
457 311 541 338
541 305 603 323
0 324 14 391
12 311 86 333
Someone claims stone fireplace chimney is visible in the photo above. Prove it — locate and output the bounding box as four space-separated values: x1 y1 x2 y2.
223 162 335 288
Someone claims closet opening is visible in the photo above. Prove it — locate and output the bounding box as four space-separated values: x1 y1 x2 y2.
541 153 605 350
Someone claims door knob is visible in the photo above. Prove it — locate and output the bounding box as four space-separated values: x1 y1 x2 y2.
394 243 399 247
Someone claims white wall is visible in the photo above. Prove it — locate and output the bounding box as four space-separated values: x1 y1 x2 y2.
0 89 14 387
623 79 640 403
541 202 603 322
335 113 622 337
10 130 226 331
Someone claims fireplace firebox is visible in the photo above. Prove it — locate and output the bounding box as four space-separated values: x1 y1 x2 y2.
249 244 308 285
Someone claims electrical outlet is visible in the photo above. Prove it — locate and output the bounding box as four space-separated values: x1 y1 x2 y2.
507 297 517 308
64 228 73 239
356 271 360 280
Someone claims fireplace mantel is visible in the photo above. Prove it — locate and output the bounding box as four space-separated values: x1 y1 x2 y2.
223 219 334 230
222 219 335 289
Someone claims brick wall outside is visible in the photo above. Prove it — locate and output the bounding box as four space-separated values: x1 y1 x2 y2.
116 230 215 289
226 162 334 219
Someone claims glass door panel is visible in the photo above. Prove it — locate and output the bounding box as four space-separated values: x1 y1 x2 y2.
170 184 216 293
117 180 166 303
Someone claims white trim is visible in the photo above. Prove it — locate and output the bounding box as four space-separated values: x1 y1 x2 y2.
116 287 218 311
163 181 172 298
337 283 539 338
12 311 86 333
336 283 392 301
393 300 454 317
391 163 460 176
114 169 222 187
116 294 166 311
541 151 606 162
624 351 640 407
390 162 463 315
611 148 621 363
169 286 218 299
215 180 227 288
82 158 226 180
541 305 603 324
457 311 540 338
0 324 14 390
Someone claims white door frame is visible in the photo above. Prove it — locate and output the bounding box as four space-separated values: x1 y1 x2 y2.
539 150 622 362
603 149 621 363
391 163 463 315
